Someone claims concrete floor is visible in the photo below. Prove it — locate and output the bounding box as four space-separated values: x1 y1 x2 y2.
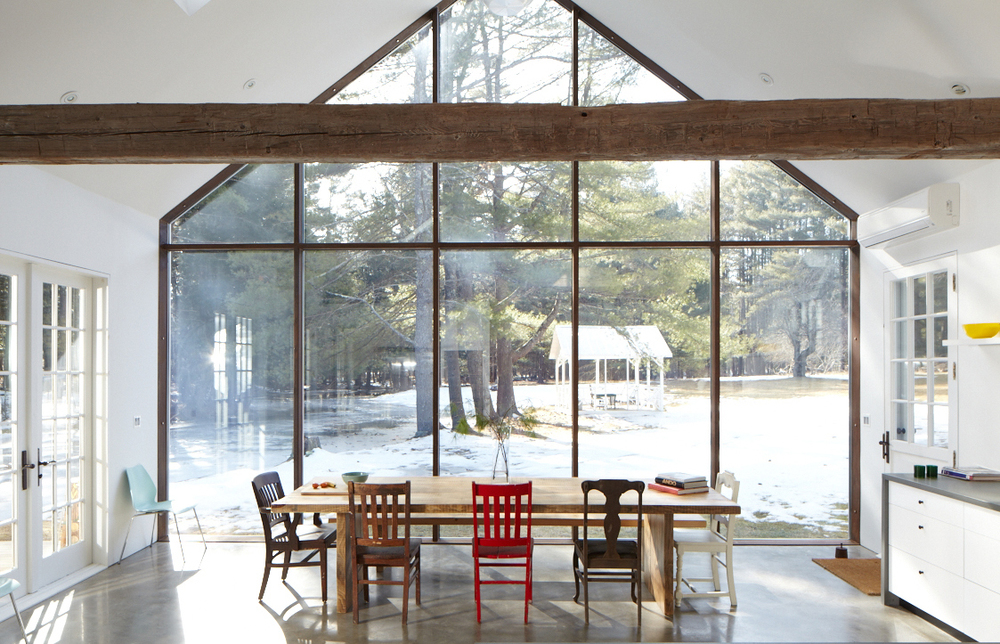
0 541 956 643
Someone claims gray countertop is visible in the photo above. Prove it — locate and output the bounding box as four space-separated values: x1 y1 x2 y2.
884 472 1000 512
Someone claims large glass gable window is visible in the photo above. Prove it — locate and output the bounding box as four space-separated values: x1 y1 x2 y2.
163 0 856 541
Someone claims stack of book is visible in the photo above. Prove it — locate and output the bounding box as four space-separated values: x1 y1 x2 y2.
650 472 709 495
941 466 1000 481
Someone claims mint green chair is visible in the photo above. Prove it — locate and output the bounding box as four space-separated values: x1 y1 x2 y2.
118 464 206 564
0 577 27 640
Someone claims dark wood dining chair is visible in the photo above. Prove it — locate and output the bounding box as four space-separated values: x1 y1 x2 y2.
251 471 337 603
573 479 644 625
472 481 533 623
348 481 421 625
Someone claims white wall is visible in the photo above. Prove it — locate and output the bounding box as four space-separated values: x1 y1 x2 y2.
0 165 159 570
860 159 1000 549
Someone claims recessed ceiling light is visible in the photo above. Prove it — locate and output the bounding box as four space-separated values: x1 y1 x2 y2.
243 79 257 91
759 73 774 86
60 91 79 104
951 83 970 96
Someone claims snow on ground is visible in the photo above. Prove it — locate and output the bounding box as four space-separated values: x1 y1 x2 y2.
172 379 848 537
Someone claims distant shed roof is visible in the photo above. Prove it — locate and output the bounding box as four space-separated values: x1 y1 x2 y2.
549 325 672 362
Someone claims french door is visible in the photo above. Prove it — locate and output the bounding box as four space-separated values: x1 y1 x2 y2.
0 257 99 592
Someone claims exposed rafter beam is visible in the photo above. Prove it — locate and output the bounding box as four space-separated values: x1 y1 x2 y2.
2 99 999 164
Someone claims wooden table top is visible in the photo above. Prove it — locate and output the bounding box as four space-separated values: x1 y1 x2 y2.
272 476 740 516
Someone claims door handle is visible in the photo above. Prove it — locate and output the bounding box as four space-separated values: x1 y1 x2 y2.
878 430 890 464
20 450 34 491
36 448 53 484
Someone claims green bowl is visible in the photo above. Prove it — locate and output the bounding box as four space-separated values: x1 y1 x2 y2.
342 471 370 483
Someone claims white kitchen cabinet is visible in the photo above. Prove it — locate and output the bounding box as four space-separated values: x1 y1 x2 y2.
883 474 1000 642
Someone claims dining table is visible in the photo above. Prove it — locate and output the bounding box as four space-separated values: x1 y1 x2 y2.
271 475 740 617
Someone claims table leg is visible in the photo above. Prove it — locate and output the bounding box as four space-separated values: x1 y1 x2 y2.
336 511 352 613
665 513 674 618
641 513 675 617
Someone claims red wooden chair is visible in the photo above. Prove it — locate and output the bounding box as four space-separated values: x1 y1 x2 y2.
472 481 533 623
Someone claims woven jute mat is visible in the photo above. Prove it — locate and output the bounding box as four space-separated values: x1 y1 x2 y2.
812 557 881 595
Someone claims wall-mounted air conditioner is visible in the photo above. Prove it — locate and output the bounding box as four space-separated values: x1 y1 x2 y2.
858 183 959 248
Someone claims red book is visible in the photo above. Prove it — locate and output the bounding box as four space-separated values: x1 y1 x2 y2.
650 482 708 495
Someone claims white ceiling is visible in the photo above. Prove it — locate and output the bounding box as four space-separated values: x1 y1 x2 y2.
3 0 997 218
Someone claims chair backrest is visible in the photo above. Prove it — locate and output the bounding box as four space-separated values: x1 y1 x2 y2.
252 471 292 542
472 481 532 549
349 481 412 550
711 471 740 543
581 479 644 560
125 465 158 510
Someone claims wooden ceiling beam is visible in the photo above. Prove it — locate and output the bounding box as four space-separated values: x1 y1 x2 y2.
2 98 1000 164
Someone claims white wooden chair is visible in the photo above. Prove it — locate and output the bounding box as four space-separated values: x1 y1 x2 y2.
673 471 739 607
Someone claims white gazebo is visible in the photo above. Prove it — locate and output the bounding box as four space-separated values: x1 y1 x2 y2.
549 325 672 410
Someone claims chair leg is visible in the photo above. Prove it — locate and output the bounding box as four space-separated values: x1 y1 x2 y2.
9 594 27 641
320 546 328 604
524 555 532 624
190 507 207 550
402 562 410 625
258 551 273 600
474 558 482 623
352 562 360 624
572 550 581 602
636 565 642 627
582 566 589 625
710 551 721 591
675 548 683 606
171 512 185 562
415 555 421 605
118 514 138 564
726 551 737 608
281 551 292 580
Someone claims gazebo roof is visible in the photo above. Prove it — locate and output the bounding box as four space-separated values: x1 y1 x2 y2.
549 325 672 362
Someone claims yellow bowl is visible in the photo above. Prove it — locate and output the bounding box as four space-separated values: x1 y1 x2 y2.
964 323 1000 339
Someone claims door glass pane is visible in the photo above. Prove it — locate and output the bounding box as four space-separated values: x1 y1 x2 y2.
913 362 927 402
913 404 928 446
892 362 907 400
892 321 907 359
932 361 949 404
302 250 435 482
894 402 908 440
721 248 849 538
891 280 905 319
932 271 948 313
169 252 294 537
932 405 949 448
933 316 948 357
913 276 926 316
913 319 927 359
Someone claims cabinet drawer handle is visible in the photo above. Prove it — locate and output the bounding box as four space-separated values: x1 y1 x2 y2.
917 500 924 504
918 525 924 529
918 570 924 575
